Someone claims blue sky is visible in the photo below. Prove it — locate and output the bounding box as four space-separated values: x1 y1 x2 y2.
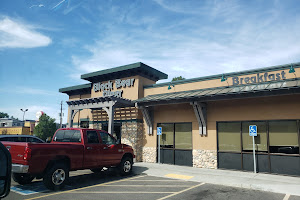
0 0 300 123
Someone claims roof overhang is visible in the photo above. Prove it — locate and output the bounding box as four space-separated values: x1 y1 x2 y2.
59 83 91 96
80 62 168 82
66 96 135 109
136 79 300 107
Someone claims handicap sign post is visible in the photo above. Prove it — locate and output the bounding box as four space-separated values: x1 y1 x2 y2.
157 127 162 164
249 125 257 173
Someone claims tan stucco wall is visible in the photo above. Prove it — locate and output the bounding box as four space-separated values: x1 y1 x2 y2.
90 75 154 100
143 94 300 151
68 75 155 125
144 68 300 96
0 127 30 135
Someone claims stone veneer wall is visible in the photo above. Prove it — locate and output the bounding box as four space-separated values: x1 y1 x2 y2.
142 147 157 163
121 121 144 162
193 149 217 169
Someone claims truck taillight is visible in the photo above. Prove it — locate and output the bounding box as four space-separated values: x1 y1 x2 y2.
24 147 31 160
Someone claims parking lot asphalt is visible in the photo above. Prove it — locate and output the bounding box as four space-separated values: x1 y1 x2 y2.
5 167 300 200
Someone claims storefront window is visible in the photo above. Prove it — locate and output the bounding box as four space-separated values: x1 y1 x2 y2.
218 122 241 152
269 121 299 154
175 123 192 149
242 122 267 152
158 123 174 148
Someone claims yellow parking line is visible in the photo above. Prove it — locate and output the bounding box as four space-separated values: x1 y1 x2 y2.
165 174 194 180
157 183 205 200
24 175 146 200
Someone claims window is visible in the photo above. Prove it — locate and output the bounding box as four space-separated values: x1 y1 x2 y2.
158 123 192 149
242 122 267 152
80 121 89 128
100 132 116 145
87 131 99 144
218 122 241 152
159 123 174 148
269 121 299 154
175 123 192 149
54 130 82 143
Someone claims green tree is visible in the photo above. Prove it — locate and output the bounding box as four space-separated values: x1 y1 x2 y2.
0 112 9 118
33 114 57 140
172 76 185 82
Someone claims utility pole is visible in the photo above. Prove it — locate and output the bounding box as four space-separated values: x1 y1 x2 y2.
60 101 63 128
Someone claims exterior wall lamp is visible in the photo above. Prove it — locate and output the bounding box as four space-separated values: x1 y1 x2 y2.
168 82 175 90
221 74 229 87
289 65 295 73
289 65 297 79
221 74 227 82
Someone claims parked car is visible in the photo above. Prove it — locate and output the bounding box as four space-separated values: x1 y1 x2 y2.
0 135 45 143
0 142 11 199
1 128 135 191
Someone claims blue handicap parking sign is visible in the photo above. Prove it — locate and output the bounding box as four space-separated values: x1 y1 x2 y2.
157 127 162 135
249 125 257 136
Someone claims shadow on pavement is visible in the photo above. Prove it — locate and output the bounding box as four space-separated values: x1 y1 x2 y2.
12 166 150 195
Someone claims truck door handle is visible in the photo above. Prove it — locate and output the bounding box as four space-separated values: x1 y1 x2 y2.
87 147 93 150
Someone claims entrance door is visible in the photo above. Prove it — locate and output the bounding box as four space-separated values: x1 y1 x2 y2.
157 123 193 166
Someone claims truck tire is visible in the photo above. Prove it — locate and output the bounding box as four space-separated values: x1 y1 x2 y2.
90 167 103 173
43 163 69 191
118 156 133 176
12 173 35 185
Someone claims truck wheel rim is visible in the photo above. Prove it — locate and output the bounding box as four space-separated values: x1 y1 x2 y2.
123 160 131 173
52 169 65 185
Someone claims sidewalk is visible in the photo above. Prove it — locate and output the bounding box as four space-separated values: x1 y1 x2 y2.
133 162 300 196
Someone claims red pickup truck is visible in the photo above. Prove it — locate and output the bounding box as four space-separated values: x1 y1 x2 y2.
2 128 135 190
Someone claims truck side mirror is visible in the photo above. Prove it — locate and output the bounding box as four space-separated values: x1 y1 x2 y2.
0 142 11 199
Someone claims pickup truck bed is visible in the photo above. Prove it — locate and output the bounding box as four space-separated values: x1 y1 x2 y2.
2 128 135 190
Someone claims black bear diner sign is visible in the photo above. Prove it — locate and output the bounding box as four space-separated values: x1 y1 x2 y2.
93 78 135 97
231 71 287 85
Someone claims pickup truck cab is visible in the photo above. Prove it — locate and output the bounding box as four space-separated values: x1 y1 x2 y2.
2 128 135 190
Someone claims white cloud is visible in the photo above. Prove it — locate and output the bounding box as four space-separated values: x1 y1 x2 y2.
69 1 300 83
0 17 52 48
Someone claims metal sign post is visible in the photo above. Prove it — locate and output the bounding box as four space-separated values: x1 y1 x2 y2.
157 127 162 164
249 125 257 173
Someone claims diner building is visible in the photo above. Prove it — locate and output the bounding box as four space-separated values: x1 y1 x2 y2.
59 62 300 176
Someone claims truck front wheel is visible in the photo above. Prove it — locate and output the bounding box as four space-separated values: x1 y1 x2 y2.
12 173 35 185
43 163 69 190
119 157 133 176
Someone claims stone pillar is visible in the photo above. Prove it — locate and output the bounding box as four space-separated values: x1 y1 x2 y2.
121 121 144 162
192 149 217 169
142 147 157 163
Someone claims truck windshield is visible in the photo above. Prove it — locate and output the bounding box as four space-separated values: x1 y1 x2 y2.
54 130 81 142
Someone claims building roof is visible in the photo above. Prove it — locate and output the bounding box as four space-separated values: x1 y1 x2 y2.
59 83 91 95
136 78 300 106
81 62 168 82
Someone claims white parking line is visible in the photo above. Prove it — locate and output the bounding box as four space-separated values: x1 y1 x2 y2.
157 183 205 200
70 191 174 194
102 185 192 187
283 194 290 200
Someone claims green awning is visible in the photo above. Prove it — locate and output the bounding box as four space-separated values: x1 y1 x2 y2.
136 79 300 106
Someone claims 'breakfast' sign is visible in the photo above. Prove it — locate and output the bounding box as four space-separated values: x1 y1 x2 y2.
232 71 286 85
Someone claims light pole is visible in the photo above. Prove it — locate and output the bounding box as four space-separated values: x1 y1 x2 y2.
20 109 28 125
